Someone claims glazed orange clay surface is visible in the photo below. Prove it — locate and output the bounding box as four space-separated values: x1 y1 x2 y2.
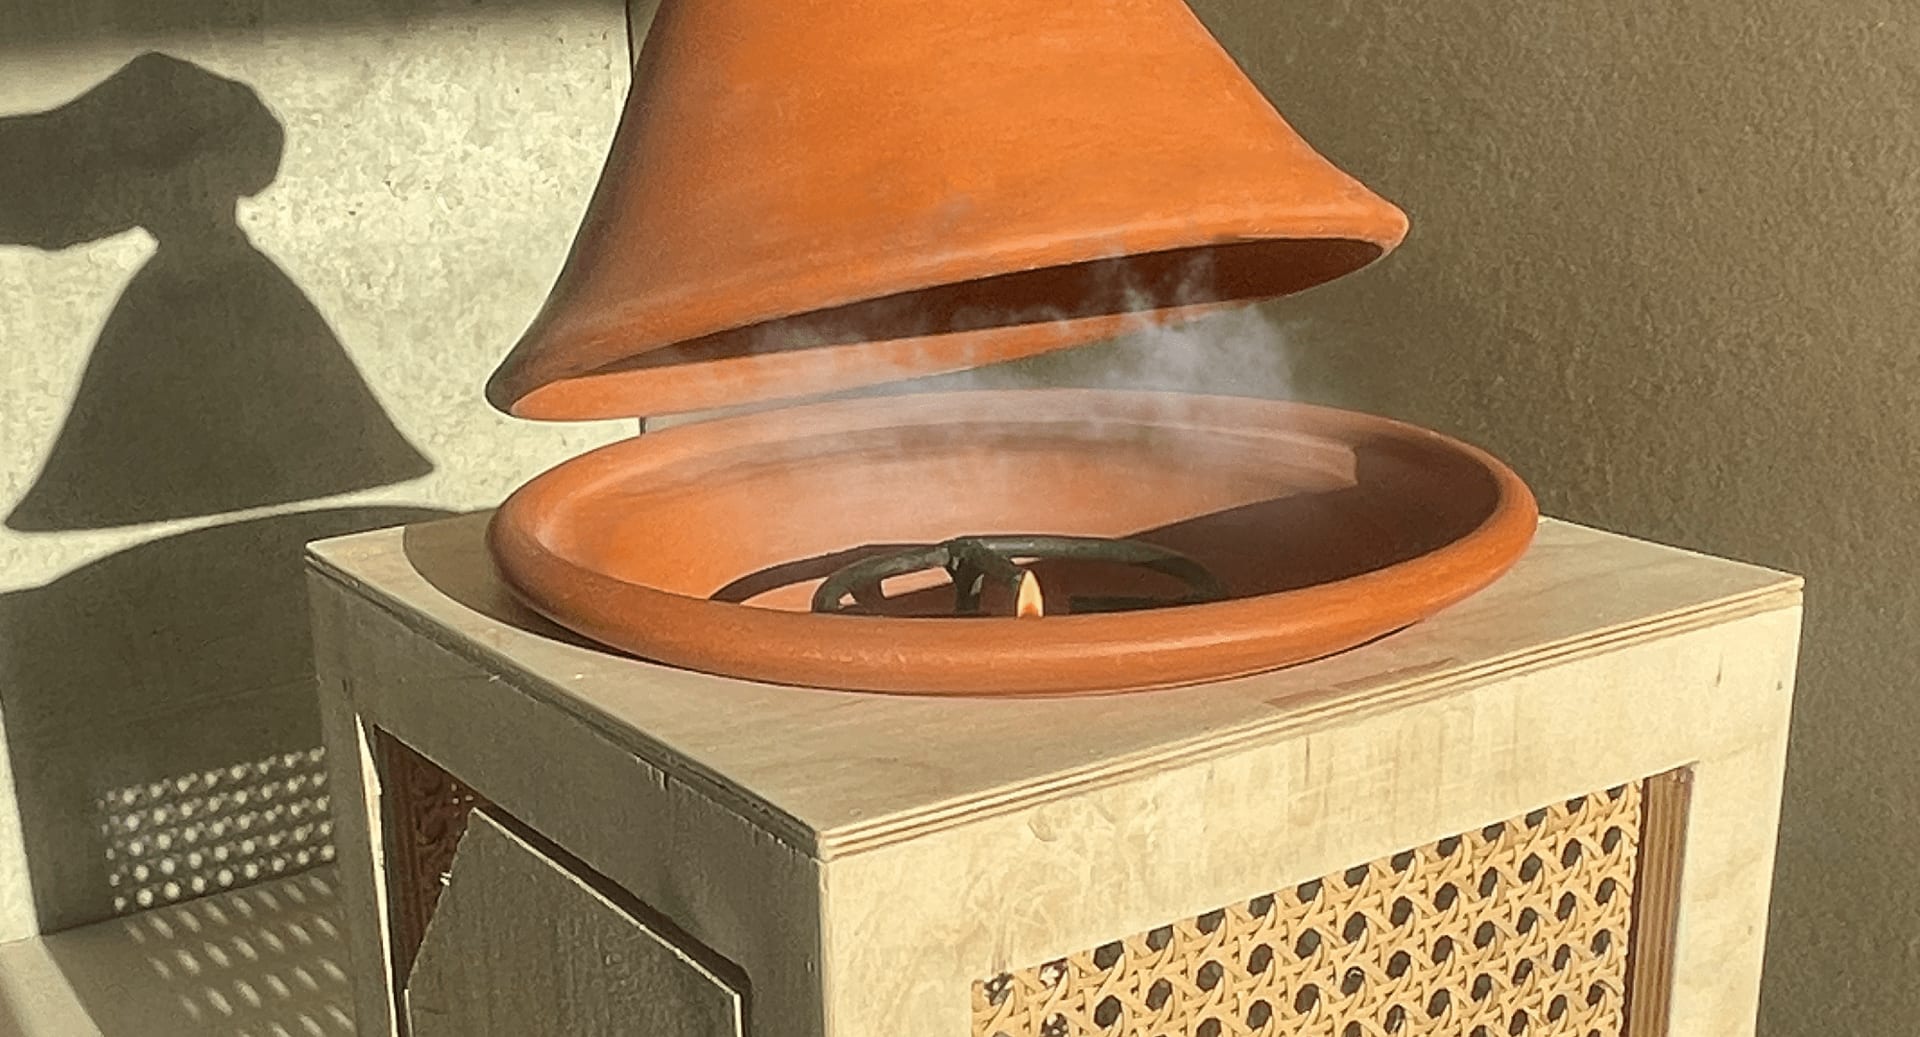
488 389 1537 696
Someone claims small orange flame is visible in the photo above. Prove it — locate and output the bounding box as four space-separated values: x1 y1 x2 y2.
1016 570 1045 619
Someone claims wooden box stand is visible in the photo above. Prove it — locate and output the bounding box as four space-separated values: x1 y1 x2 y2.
309 514 1801 1037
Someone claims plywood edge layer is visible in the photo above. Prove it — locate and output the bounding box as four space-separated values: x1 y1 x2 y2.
1623 768 1694 1036
816 585 1800 857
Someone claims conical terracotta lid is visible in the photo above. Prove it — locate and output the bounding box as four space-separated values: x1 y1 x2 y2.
489 0 1409 421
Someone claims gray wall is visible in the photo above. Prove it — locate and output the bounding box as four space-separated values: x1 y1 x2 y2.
3 0 1902 1033
0 0 629 937
1184 3 1905 1034
976 2 1887 1032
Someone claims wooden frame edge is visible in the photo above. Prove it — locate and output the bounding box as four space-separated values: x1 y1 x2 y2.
1624 766 1693 1037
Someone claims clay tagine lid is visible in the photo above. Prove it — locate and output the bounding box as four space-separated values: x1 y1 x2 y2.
486 0 1410 421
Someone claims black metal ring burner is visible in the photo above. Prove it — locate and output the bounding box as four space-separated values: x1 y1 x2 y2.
810 534 1230 617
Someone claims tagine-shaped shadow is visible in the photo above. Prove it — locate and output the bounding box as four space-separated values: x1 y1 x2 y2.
1 52 430 530
0 54 452 938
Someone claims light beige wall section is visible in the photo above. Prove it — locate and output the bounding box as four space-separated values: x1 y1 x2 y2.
0 0 631 939
1148 3 1893 1034
0 4 630 583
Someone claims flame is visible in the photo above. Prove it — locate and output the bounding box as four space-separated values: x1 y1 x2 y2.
1016 570 1045 619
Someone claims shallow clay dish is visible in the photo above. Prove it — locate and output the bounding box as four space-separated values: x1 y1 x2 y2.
488 389 1537 696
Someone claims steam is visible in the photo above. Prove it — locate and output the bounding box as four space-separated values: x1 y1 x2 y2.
635 249 1340 608
649 246 1319 436
906 247 1311 407
1061 302 1306 399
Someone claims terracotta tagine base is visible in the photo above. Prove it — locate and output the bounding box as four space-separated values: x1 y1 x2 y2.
488 389 1537 696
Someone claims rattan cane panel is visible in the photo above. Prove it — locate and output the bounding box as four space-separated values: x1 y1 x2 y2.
973 783 1644 1037
376 732 492 981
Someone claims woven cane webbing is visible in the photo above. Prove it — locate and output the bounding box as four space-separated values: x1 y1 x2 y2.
377 732 492 980
974 783 1645 1037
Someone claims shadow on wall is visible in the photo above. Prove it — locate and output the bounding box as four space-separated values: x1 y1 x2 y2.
43 869 357 1036
0 51 431 528
0 54 451 932
3 0 612 54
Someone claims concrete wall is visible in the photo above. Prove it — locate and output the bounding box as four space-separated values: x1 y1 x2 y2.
3 0 1898 1032
0 0 630 937
1178 2 1906 1034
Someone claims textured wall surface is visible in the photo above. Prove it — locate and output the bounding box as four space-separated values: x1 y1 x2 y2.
0 0 629 938
1169 2 1903 1034
1 0 1896 1032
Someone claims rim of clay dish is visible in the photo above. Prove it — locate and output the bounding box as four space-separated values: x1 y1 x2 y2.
487 388 1538 697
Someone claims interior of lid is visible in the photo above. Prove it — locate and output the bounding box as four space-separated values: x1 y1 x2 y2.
485 0 1416 423
495 235 1385 422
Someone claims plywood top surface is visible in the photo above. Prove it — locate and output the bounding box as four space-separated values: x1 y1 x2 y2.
309 513 1799 857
